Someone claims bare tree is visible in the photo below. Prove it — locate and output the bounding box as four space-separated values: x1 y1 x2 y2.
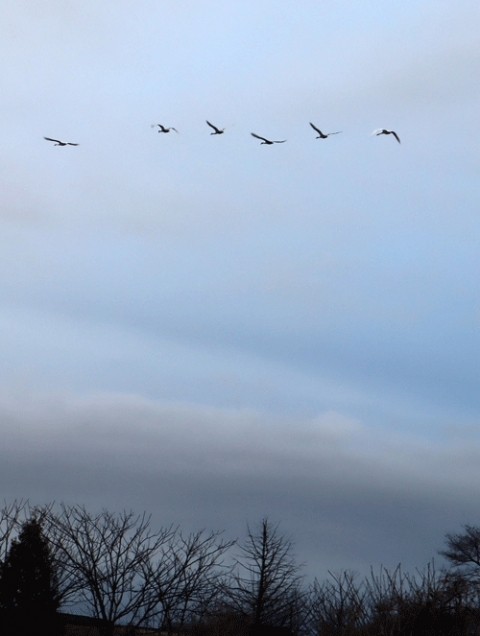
364 564 409 636
226 518 304 632
143 528 235 634
306 571 367 636
440 525 480 578
364 561 476 636
45 504 174 634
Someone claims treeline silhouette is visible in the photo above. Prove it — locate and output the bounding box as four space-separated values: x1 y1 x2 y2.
1 500 479 636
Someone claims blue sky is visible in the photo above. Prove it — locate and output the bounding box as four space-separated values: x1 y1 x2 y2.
1 1 480 580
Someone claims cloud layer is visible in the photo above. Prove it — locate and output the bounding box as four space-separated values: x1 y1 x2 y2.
2 389 478 578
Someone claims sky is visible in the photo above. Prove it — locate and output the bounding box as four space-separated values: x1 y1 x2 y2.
1 0 480 582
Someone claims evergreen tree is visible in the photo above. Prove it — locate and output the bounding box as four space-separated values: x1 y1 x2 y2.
0 517 61 636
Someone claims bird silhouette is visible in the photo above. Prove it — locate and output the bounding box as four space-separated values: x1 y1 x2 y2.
309 122 342 139
372 129 401 144
153 124 178 133
250 132 286 145
206 120 224 135
44 137 79 146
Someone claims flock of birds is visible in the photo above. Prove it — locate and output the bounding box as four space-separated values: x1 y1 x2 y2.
43 122 401 147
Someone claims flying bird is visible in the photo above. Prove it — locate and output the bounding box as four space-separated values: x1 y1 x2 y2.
309 122 342 139
372 129 401 144
206 120 224 135
44 137 79 146
153 124 178 133
250 132 286 145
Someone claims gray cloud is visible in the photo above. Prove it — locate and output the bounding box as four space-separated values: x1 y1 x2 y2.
1 389 477 578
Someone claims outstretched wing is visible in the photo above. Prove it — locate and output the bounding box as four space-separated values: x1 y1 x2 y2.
309 122 322 135
67 143 79 146
273 140 287 143
391 131 401 144
44 137 61 143
251 132 269 142
206 120 218 131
